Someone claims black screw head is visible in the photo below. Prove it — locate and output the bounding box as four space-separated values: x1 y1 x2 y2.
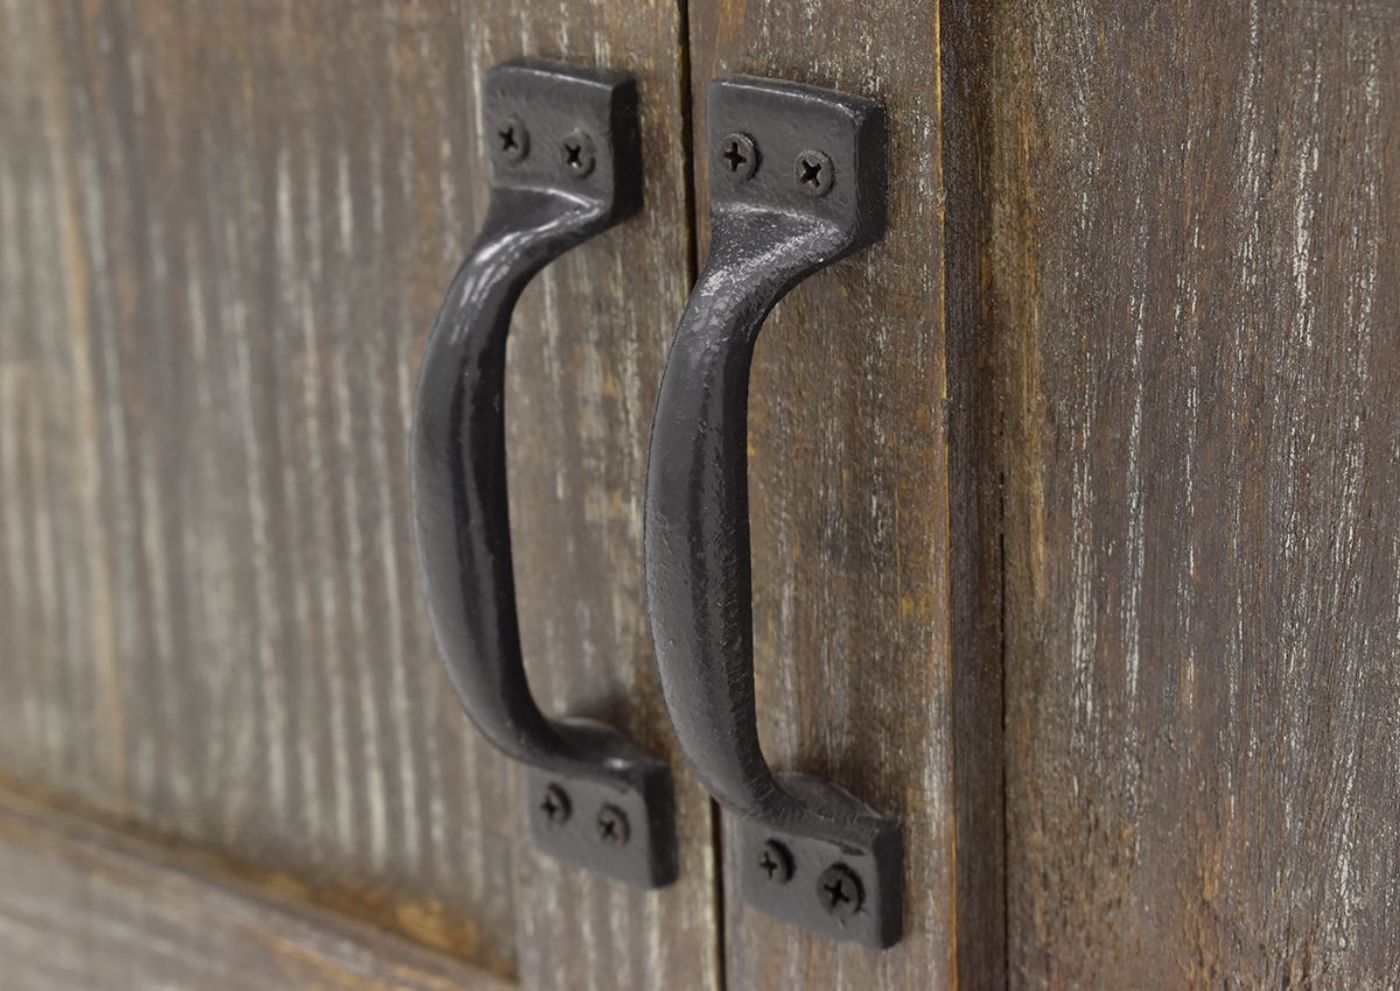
816 863 863 918
539 783 571 826
794 149 834 196
757 839 793 884
560 130 596 178
596 804 630 846
495 115 528 163
720 132 758 180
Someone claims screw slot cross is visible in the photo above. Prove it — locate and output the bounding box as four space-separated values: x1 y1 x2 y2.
723 140 748 172
595 804 630 846
816 863 862 918
718 132 757 180
494 116 528 163
793 148 833 196
539 783 570 825
756 839 792 884
822 876 852 906
558 130 596 177
760 849 781 877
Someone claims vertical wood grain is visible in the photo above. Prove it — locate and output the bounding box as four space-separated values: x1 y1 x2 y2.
0 2 716 988
686 2 960 987
955 1 1400 985
940 0 1008 985
490 2 719 989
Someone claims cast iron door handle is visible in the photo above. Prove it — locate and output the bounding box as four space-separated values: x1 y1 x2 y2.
645 76 900 948
411 60 675 888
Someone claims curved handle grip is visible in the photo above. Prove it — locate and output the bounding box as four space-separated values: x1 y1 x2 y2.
412 60 674 888
645 77 899 946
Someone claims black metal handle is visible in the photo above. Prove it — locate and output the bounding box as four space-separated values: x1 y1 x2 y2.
645 77 898 947
411 60 674 888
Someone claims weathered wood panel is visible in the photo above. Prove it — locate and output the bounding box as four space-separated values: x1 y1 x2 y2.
0 2 716 988
960 1 1400 985
686 1 961 987
0 788 516 991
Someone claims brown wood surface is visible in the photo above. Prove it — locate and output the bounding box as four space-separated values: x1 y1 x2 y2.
686 2 962 988
0 2 717 988
941 1 1010 986
7 0 1399 986
950 0 1400 986
0 788 516 991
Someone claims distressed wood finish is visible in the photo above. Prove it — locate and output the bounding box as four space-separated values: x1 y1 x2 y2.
8 0 1399 986
686 1 959 986
0 2 716 988
940 1 1008 986
494 3 718 987
962 1 1400 985
0 789 515 991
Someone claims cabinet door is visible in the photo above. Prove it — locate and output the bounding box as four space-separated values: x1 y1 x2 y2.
0 2 716 989
6 0 976 986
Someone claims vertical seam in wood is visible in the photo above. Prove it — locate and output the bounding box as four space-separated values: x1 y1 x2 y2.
998 476 1009 991
942 0 1010 982
672 2 727 988
933 1 963 986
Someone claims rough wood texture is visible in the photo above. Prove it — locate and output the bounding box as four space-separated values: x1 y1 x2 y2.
0 788 516 991
686 2 959 987
0 2 717 988
941 1 1009 986
960 1 1400 986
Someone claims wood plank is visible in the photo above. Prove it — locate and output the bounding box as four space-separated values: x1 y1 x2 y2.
0 2 717 988
940 1 1009 985
0 788 515 991
955 0 1400 985
489 1 721 986
685 2 960 986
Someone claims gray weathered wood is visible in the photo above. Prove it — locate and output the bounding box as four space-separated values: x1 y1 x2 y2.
0 2 717 987
0 787 516 991
10 0 1398 985
492 1 721 986
686 1 961 987
953 0 1400 985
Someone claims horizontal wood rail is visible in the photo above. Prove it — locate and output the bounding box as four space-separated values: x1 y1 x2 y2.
0 788 514 991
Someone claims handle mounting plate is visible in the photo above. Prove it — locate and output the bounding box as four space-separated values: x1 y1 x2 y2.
708 75 885 247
